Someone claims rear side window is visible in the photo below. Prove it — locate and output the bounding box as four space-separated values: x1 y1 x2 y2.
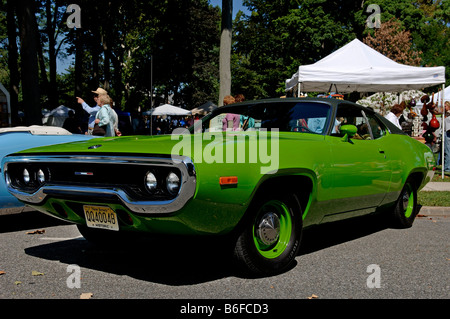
365 112 386 139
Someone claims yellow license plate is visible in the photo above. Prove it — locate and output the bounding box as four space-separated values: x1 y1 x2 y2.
83 205 119 231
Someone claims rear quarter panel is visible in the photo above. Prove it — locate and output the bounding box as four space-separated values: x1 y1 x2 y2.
377 132 434 204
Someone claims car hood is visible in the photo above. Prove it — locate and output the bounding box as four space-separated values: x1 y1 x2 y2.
13 134 180 156
11 131 295 156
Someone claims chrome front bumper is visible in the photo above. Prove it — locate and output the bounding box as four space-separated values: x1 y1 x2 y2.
3 154 197 215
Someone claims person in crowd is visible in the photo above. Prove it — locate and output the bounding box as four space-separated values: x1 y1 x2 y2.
108 97 122 136
444 101 450 173
76 87 106 135
93 94 117 137
384 104 404 130
62 110 82 134
234 94 245 103
222 95 240 131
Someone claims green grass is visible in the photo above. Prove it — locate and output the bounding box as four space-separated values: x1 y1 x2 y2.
418 191 450 207
431 168 450 182
432 174 450 182
417 169 450 207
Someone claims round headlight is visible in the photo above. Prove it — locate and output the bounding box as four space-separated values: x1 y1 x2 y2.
37 169 45 184
166 172 180 195
145 172 157 192
23 169 30 184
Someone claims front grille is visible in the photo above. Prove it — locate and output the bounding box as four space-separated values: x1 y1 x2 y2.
3 154 197 215
6 158 182 201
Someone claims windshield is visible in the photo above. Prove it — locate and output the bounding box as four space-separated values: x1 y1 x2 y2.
192 101 332 134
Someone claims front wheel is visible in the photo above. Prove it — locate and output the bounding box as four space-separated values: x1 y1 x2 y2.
391 181 418 228
233 193 303 276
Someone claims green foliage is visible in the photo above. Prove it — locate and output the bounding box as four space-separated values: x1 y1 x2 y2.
233 0 361 99
1 0 448 119
232 0 449 99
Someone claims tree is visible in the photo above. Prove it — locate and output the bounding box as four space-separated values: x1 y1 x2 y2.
363 18 422 66
17 0 41 125
42 0 68 109
6 0 20 125
413 0 450 86
233 0 359 99
219 0 232 106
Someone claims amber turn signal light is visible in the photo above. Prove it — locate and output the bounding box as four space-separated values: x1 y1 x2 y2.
219 176 238 186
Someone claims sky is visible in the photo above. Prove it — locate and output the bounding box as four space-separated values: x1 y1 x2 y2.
209 0 250 17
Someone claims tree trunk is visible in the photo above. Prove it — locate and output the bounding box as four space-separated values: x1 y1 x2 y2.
91 29 101 89
17 0 41 125
218 0 232 106
102 34 111 91
74 28 83 98
46 0 58 109
6 0 20 126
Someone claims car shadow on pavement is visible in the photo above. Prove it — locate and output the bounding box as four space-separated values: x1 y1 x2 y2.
299 213 390 256
23 212 392 285
0 210 69 234
25 232 237 285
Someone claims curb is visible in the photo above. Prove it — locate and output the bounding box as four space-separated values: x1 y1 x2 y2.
421 182 450 192
417 206 450 217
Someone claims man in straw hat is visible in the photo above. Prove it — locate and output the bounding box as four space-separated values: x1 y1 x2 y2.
76 87 106 135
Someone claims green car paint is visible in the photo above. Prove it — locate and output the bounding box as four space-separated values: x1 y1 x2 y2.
2 98 434 274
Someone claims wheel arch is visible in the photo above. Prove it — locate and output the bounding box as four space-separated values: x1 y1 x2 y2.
251 173 314 216
405 170 427 192
231 170 315 237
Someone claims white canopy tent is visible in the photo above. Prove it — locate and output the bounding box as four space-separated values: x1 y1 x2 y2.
285 39 445 94
191 101 217 116
286 38 447 178
42 105 74 127
415 85 450 107
150 104 191 116
436 85 450 103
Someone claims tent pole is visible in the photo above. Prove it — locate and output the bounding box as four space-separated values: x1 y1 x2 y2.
442 83 445 179
298 82 301 97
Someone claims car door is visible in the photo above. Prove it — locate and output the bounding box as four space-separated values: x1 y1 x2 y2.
324 104 392 217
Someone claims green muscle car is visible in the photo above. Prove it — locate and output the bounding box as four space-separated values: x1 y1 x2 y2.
2 98 435 275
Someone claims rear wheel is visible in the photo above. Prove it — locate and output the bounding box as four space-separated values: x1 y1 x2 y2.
391 181 417 228
233 193 302 276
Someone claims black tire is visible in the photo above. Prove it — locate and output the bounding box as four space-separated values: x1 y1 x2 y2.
233 192 303 276
391 181 418 228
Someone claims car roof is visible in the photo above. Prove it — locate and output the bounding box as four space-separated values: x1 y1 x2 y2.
214 97 368 115
220 97 360 108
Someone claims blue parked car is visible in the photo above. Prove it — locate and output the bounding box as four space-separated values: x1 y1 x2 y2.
0 126 97 215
